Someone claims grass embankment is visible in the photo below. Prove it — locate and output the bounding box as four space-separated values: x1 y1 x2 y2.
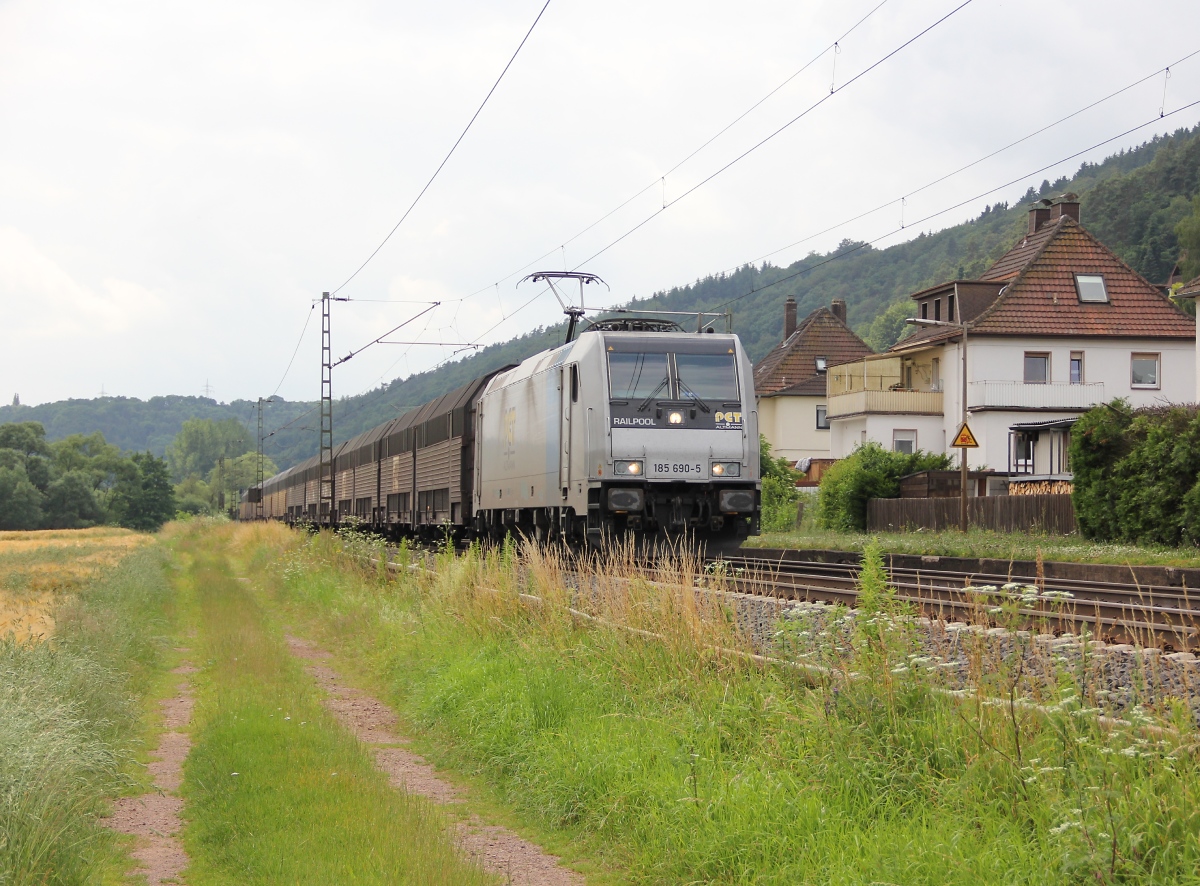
0 530 172 886
175 521 494 885
751 525 1200 569
252 524 1200 885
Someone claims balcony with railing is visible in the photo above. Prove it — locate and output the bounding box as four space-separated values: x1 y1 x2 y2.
827 355 945 418
826 388 944 418
967 381 1105 411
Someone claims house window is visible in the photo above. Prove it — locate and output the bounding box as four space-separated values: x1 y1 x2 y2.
1024 352 1050 384
931 357 941 391
815 356 828 373
816 405 830 430
920 301 928 320
893 429 917 454
1131 353 1160 389
1070 352 1084 385
948 294 955 322
934 299 942 321
1075 274 1109 303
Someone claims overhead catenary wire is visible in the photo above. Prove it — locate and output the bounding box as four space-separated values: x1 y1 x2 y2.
728 46 1200 274
422 0 898 315
704 97 1200 313
332 0 553 295
271 303 316 398
572 0 979 270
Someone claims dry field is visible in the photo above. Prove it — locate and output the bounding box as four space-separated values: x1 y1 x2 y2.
0 527 152 642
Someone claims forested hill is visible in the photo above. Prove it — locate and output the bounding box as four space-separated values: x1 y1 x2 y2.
5 122 1200 470
0 395 317 459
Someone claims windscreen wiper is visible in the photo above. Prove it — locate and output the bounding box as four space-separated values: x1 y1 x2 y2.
677 380 711 413
636 378 671 412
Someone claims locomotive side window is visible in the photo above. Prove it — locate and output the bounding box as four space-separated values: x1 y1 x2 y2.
570 364 579 402
674 353 739 401
608 352 671 399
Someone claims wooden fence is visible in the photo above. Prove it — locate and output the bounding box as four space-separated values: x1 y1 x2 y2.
866 494 1076 534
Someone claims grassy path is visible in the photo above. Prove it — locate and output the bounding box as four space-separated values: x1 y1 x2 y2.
174 525 494 885
285 631 585 885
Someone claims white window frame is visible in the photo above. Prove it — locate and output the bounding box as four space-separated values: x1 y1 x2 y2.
1131 352 1160 390
1074 273 1109 304
1024 352 1051 385
1069 351 1084 385
892 429 917 454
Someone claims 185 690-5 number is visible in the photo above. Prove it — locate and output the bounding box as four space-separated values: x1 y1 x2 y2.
654 462 701 475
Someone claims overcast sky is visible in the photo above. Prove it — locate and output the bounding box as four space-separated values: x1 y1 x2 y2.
3 0 1199 407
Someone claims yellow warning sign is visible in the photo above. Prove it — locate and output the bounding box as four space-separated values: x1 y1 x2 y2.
952 422 979 448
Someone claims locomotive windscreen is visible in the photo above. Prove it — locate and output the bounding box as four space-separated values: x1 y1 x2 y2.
606 345 739 401
675 353 739 400
608 352 671 399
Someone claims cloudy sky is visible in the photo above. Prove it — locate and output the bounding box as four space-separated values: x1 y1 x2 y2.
3 0 1198 407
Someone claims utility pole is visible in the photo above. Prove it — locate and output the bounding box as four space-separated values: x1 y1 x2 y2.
906 313 975 531
320 292 334 525
256 397 274 520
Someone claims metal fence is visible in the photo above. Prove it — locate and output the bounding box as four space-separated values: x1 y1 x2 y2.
866 494 1076 534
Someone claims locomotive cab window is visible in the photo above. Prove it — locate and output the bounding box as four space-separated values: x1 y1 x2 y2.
570 364 579 402
675 352 739 401
608 352 671 399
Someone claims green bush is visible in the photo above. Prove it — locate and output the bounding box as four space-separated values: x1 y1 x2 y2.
1071 401 1200 545
759 436 802 532
817 442 953 531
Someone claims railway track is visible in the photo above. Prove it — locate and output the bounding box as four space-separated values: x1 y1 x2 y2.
710 553 1200 651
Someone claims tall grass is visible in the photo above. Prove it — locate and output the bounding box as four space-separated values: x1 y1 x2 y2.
0 544 173 886
253 525 1200 884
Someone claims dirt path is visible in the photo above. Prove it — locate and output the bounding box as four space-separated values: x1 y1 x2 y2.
286 634 585 886
103 655 196 885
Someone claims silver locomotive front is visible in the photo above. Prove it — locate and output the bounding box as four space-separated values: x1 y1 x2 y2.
596 330 760 545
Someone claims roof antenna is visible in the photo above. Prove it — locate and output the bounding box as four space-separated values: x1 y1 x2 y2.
520 271 609 343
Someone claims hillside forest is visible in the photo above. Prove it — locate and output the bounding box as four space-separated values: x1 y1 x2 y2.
4 122 1200 472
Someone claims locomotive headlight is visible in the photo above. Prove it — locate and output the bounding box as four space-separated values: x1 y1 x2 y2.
711 462 741 477
614 459 643 476
668 411 684 425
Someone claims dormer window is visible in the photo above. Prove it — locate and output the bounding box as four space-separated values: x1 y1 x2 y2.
920 301 928 320
815 357 828 373
1075 274 1109 303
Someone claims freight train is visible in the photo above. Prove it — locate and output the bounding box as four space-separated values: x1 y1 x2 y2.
242 307 760 549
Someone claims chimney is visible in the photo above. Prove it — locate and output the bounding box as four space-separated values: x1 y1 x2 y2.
1050 193 1080 224
1028 203 1051 235
784 295 797 338
830 298 847 324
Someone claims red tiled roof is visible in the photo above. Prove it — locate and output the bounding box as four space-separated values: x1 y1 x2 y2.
979 219 1061 282
892 216 1194 350
971 218 1195 338
754 307 874 396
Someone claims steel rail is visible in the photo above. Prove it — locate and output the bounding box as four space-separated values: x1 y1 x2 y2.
708 555 1200 650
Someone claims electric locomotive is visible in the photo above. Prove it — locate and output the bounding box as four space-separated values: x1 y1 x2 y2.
472 314 760 548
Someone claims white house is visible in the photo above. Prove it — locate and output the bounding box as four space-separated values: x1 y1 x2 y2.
827 196 1196 489
755 297 873 464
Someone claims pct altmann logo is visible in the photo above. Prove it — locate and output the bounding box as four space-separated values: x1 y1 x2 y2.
715 411 743 425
